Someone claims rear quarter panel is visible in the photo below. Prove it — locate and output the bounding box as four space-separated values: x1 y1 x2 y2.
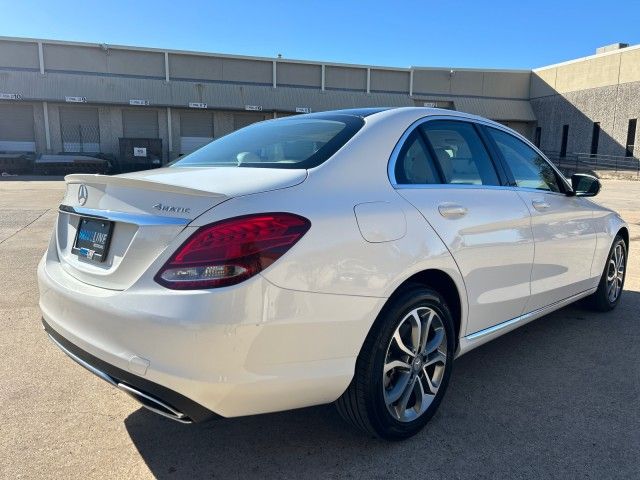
187 110 469 336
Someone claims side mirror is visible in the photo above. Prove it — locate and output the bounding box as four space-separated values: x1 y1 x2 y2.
570 173 601 197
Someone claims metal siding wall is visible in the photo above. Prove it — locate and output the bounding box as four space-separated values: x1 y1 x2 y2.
370 69 410 93
0 70 415 112
169 54 224 81
325 66 367 91
412 70 451 95
122 109 159 138
0 103 36 151
44 44 107 73
0 40 39 69
106 49 165 77
222 58 272 83
482 71 530 98
59 106 100 152
277 63 322 87
450 71 484 96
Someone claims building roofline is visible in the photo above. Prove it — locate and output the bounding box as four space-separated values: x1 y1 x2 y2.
410 65 531 74
533 43 640 71
0 35 531 75
0 35 410 71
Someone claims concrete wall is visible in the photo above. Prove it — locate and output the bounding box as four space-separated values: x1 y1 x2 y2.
531 45 640 158
532 45 640 97
413 69 531 99
530 82 640 157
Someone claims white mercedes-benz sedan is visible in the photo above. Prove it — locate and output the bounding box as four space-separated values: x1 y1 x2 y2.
39 107 628 439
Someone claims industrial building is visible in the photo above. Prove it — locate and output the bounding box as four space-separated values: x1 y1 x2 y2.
0 36 638 173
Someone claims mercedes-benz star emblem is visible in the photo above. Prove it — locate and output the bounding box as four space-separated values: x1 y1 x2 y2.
77 184 88 206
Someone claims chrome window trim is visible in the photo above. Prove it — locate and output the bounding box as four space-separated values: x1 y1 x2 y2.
388 114 510 188
481 124 573 194
394 183 513 191
58 204 190 226
387 113 572 194
509 186 569 197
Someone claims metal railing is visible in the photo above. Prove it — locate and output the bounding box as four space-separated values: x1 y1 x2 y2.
544 150 640 178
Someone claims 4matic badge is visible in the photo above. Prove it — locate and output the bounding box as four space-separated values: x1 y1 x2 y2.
153 203 191 214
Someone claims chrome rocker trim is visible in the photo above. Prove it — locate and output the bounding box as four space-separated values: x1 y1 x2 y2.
464 287 597 342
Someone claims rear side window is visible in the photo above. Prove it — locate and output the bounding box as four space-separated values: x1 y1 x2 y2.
171 115 364 169
487 127 561 192
420 121 500 186
394 130 440 184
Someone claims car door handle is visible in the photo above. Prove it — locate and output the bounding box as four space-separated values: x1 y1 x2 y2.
438 203 467 218
532 200 551 211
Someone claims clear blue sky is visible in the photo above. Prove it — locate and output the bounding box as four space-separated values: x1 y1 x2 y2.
2 0 639 69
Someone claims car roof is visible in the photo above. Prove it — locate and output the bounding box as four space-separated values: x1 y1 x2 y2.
301 107 501 127
303 108 392 119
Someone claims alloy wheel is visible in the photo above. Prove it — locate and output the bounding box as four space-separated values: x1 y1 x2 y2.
606 242 625 303
383 307 447 423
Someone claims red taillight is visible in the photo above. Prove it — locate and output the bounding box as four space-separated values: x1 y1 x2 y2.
155 213 311 290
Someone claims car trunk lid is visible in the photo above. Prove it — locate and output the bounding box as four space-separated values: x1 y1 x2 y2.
55 167 307 290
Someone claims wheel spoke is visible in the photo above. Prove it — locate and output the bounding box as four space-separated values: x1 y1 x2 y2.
424 349 446 368
607 259 616 281
395 376 417 417
420 368 439 395
384 359 411 374
408 310 422 354
419 310 434 353
384 372 411 404
393 330 415 358
414 375 431 414
425 327 445 354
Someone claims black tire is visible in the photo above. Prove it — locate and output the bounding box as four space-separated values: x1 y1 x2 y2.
586 234 627 312
335 284 455 440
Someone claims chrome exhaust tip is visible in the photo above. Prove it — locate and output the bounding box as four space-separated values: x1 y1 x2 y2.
117 383 192 424
47 332 193 424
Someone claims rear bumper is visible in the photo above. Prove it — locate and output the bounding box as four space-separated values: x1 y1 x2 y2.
38 253 384 418
44 319 216 423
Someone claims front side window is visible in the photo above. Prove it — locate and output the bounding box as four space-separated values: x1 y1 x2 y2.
420 120 500 186
172 115 363 169
487 127 561 192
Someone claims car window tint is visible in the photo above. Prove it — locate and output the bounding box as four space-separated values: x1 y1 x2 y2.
171 116 363 169
420 121 500 186
394 130 440 184
487 127 561 192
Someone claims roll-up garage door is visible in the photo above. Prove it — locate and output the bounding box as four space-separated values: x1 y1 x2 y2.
122 109 159 138
180 111 214 155
233 112 266 131
60 106 100 153
0 104 35 152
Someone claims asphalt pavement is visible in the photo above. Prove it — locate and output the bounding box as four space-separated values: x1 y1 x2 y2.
0 178 638 479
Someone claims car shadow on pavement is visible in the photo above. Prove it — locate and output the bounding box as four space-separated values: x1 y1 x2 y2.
125 291 640 480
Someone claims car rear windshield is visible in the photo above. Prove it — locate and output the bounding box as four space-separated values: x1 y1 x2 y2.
171 114 364 169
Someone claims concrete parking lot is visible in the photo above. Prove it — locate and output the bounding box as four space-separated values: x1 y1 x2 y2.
1 178 638 479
